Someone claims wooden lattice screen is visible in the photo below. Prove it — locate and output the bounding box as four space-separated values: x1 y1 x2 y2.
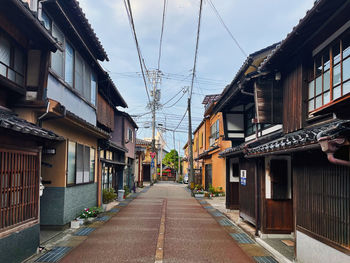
0 149 39 230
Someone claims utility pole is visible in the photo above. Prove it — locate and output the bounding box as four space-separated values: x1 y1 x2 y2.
160 129 163 180
188 97 194 187
149 70 161 185
178 140 181 178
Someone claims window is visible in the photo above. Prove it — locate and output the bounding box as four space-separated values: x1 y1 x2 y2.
50 23 97 105
270 159 289 200
67 141 95 186
127 128 133 143
308 32 350 113
244 106 256 137
65 42 74 87
51 24 64 78
0 149 39 230
199 132 203 148
0 33 25 86
210 120 220 146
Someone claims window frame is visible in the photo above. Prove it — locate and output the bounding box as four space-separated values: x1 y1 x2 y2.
49 22 97 106
308 31 350 114
0 30 26 87
127 128 133 143
66 140 95 187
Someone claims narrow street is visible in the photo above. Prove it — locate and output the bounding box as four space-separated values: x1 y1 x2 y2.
58 182 254 263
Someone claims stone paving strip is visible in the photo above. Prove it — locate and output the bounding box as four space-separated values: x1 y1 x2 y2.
195 198 279 263
27 187 150 263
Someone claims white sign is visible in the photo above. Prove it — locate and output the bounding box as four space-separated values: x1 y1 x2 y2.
240 170 247 186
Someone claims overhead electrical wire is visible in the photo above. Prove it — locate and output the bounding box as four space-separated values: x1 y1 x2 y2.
189 0 204 99
157 0 168 70
207 0 247 58
123 0 151 103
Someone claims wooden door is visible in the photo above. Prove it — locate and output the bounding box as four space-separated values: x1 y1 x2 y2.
143 164 150 181
227 162 240 209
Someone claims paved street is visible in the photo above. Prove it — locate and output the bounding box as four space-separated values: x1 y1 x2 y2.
58 182 254 263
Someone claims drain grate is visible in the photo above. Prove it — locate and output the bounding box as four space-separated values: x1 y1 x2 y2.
110 208 120 213
229 233 254 244
211 211 224 217
253 256 279 263
219 218 234 227
199 201 207 204
74 227 96 236
118 202 128 206
203 206 212 209
35 247 71 262
96 216 110 221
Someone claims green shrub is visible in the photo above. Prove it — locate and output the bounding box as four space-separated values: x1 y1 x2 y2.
103 188 117 204
79 206 104 218
124 185 130 196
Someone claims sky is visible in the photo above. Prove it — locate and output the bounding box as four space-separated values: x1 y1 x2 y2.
79 0 315 155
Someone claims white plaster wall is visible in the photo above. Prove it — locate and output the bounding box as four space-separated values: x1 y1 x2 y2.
296 231 350 263
47 74 96 125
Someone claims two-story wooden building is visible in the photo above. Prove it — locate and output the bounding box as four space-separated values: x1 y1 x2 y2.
0 0 63 262
216 1 350 262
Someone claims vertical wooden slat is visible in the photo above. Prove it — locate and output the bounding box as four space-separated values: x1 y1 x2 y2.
0 151 3 229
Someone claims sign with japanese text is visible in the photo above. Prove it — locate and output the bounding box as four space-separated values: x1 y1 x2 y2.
240 170 247 186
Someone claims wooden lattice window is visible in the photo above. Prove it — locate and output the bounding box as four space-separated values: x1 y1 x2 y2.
0 149 39 230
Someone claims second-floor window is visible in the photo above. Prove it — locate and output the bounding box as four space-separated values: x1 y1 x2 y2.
199 131 203 148
127 128 133 143
50 24 97 106
210 120 220 146
308 32 350 113
244 106 256 137
0 32 25 86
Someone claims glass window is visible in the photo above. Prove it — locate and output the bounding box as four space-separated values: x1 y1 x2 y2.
67 141 76 185
75 53 83 94
343 57 350 82
333 42 341 65
323 70 330 91
51 25 64 77
91 73 97 105
0 35 11 77
333 64 341 87
343 38 350 59
76 143 84 184
90 148 95 182
83 64 91 101
315 75 322 95
65 42 74 87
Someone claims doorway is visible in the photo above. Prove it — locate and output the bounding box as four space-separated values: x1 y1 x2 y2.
205 164 212 190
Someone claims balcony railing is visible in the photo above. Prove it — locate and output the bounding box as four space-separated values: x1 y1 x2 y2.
0 61 25 87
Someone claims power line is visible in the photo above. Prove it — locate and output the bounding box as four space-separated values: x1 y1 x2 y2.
174 109 188 131
163 87 187 108
157 0 168 70
162 86 186 106
207 0 247 58
123 0 151 103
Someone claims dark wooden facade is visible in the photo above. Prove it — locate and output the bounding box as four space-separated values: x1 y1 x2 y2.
294 150 350 251
97 93 114 131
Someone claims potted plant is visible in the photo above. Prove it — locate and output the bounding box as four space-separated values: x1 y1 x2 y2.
193 185 205 198
102 188 118 211
78 206 103 223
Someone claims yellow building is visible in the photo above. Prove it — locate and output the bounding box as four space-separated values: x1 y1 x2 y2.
196 95 231 192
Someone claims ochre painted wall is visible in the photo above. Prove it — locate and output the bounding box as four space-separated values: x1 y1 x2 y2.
201 112 231 192
42 119 98 187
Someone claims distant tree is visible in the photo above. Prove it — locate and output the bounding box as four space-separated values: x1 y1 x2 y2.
162 149 179 170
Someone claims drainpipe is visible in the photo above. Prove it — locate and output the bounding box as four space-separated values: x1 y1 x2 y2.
37 100 50 127
317 123 350 166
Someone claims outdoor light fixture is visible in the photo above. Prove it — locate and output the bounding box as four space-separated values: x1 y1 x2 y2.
275 72 281 81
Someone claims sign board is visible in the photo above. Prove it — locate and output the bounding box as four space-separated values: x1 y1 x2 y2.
151 159 155 168
240 170 247 186
150 152 156 159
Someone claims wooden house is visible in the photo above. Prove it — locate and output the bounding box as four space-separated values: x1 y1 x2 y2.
216 1 350 262
135 139 152 185
0 0 63 262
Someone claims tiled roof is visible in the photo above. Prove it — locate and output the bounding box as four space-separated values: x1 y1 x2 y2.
0 109 63 141
219 120 350 157
136 138 151 146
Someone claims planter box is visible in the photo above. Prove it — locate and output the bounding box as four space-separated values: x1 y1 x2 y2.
71 220 81 229
102 200 119 212
194 194 205 198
